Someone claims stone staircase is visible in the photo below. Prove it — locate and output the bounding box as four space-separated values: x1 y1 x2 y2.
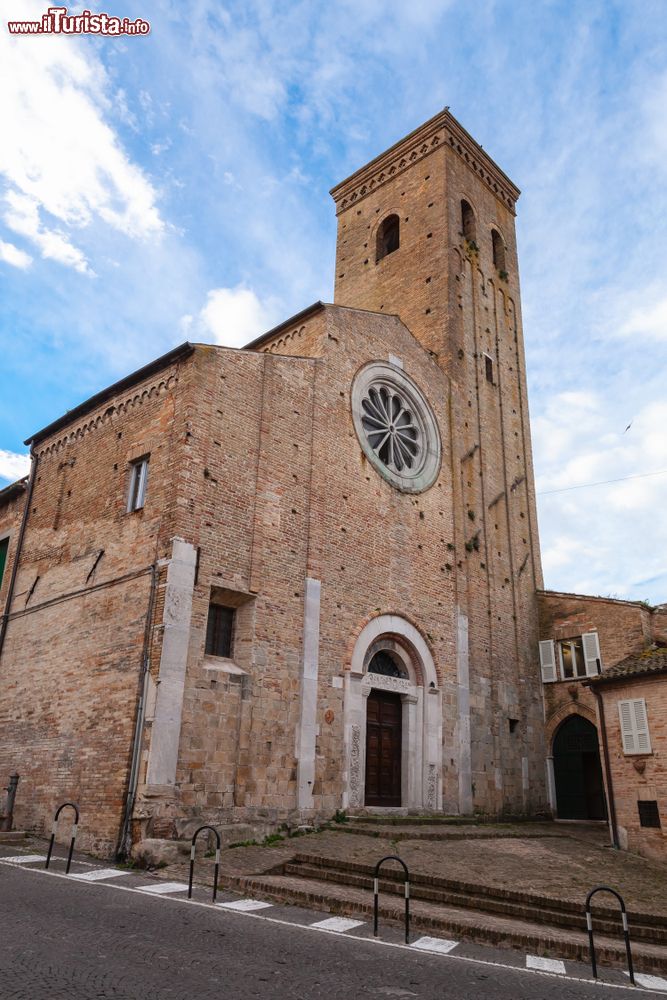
229 851 667 973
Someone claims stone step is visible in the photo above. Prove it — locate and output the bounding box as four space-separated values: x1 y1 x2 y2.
231 872 667 974
339 823 565 841
289 853 667 935
283 861 667 944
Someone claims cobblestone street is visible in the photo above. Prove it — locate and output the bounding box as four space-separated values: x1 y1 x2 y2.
0 856 658 1000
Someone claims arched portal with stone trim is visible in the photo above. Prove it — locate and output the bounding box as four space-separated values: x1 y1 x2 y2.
343 615 442 811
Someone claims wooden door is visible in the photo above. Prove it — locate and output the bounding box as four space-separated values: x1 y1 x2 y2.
365 690 402 806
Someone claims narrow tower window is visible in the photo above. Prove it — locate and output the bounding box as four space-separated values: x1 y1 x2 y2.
491 229 506 272
461 200 476 242
376 214 400 262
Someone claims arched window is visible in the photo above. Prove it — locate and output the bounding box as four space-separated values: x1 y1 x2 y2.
461 200 476 242
376 214 400 262
491 229 506 272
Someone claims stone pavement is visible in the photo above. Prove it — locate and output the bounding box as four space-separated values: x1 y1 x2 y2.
161 821 667 917
0 846 660 998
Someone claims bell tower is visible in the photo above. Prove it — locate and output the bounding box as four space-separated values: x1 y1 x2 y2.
330 110 547 816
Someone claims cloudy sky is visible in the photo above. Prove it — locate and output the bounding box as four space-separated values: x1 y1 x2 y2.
1 0 666 603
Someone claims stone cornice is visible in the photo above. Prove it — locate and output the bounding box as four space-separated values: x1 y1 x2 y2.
330 109 520 216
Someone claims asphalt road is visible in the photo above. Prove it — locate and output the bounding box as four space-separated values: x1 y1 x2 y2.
0 862 652 1000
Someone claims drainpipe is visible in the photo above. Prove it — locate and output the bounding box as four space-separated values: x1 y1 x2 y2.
116 560 159 860
0 448 38 663
592 685 619 849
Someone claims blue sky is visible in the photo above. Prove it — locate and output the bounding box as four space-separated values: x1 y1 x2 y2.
1 0 666 602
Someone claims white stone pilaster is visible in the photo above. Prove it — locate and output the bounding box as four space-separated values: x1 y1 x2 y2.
456 608 473 814
296 577 321 811
146 538 197 787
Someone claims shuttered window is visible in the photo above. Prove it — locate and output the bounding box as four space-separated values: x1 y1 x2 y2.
539 640 557 683
539 632 602 683
618 698 652 755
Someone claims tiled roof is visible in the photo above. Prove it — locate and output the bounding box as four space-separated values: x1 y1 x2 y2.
588 645 667 685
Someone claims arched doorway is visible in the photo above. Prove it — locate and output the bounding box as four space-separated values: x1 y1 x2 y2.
364 652 406 806
343 614 443 812
553 715 606 820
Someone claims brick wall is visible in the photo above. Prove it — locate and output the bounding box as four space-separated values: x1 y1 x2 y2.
598 675 667 860
538 591 653 760
330 112 546 815
0 358 188 854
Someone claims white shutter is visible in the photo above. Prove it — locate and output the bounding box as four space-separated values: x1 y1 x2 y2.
618 698 652 755
633 699 652 754
539 640 557 683
618 700 636 753
582 632 601 676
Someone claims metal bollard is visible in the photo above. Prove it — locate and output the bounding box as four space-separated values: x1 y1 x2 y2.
0 772 19 832
373 855 410 944
585 885 635 985
188 826 222 903
45 802 80 874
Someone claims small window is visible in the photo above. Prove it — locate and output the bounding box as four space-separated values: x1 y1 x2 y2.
0 537 8 590
127 456 149 512
205 604 235 658
491 229 506 272
559 638 586 679
461 200 476 241
618 698 652 755
638 800 661 828
376 214 400 262
484 354 494 384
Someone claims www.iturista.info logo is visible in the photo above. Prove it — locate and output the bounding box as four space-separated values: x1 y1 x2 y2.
7 6 150 35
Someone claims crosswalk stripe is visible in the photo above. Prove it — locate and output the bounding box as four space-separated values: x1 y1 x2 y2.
217 899 273 912
310 916 365 932
411 936 458 955
526 955 566 974
138 882 188 895
625 972 667 992
2 855 48 864
69 868 130 882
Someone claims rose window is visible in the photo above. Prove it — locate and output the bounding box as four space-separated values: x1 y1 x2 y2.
351 362 441 494
361 386 421 472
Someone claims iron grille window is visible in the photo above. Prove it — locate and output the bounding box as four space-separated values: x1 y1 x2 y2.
638 800 661 829
205 604 234 658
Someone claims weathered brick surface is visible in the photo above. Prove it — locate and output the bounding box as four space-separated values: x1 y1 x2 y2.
0 359 188 854
538 591 654 749
0 111 556 852
330 114 546 814
598 674 667 860
0 483 27 609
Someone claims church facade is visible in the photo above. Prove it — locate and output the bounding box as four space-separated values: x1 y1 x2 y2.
0 110 549 857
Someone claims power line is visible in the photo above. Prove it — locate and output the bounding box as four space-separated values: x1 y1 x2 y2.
538 468 667 496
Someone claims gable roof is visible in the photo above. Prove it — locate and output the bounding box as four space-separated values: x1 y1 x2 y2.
25 342 194 447
587 645 667 686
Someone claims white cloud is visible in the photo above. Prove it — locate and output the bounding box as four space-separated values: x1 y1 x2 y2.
191 285 282 348
5 192 91 274
0 2 163 272
0 238 31 269
535 392 667 602
620 295 667 342
0 450 30 483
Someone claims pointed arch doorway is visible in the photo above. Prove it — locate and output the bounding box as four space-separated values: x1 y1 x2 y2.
553 715 606 820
